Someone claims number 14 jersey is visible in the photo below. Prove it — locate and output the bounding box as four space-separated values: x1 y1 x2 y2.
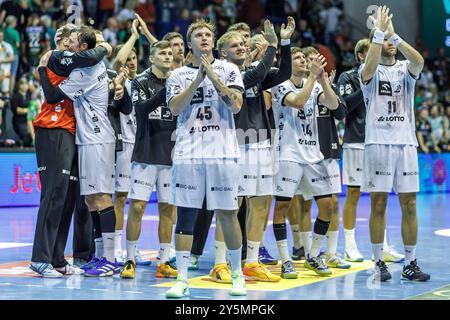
271 78 324 165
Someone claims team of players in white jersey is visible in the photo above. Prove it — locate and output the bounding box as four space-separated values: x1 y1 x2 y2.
36 5 430 298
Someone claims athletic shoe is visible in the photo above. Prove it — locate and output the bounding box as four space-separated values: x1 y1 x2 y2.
80 257 100 271
230 272 247 296
243 262 281 282
135 249 151 266
401 260 430 281
374 260 392 282
258 246 278 265
156 262 178 278
166 275 189 298
120 260 136 279
292 246 306 261
345 247 364 262
188 256 199 271
324 254 351 269
29 262 63 278
209 263 232 284
55 264 85 275
304 256 332 277
281 260 298 279
384 246 405 263
72 257 89 268
84 257 118 277
115 252 126 266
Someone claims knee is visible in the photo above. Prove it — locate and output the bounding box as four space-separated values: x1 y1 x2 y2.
347 187 361 202
301 199 312 213
84 196 97 211
402 195 416 215
372 196 387 215
130 201 146 217
331 196 339 212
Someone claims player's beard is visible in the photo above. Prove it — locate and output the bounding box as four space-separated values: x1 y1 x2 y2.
381 47 397 58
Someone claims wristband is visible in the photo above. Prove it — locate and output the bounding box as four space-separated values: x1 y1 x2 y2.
280 39 291 46
372 29 385 45
387 33 403 48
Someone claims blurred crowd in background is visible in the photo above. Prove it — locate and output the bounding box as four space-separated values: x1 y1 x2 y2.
0 0 448 152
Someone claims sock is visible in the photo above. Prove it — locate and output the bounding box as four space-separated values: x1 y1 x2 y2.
114 230 123 257
102 232 115 262
276 239 291 263
291 224 303 249
404 245 416 265
344 228 357 250
227 247 243 275
126 240 137 262
246 240 260 264
98 207 116 262
260 232 266 247
176 251 190 280
300 231 312 257
310 218 330 258
327 231 339 256
159 243 171 264
214 241 227 265
383 230 389 250
372 243 384 263
94 237 104 258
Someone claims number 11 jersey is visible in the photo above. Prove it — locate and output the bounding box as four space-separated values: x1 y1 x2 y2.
359 60 418 146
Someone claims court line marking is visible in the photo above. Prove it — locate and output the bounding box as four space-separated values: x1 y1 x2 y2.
0 242 33 249
407 283 450 300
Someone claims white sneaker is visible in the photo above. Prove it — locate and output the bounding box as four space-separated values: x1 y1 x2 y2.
188 256 199 271
230 272 247 296
29 262 63 278
345 246 364 262
324 253 352 269
55 264 85 275
383 246 405 263
166 275 189 298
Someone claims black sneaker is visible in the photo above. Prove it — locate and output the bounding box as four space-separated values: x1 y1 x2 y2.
401 259 430 281
375 260 392 282
292 247 305 261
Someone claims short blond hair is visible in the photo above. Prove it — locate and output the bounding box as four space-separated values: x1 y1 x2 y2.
186 19 215 43
291 46 303 56
302 46 318 58
228 22 251 34
354 38 370 61
217 31 243 55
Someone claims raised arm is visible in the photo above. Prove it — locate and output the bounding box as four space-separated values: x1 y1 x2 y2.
168 65 205 116
201 55 243 114
135 13 158 45
283 55 325 109
361 6 392 83
318 70 339 110
114 20 139 71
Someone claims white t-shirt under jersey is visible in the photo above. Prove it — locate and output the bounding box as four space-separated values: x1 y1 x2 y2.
59 61 115 145
359 60 418 146
166 59 244 160
271 78 324 165
119 79 137 143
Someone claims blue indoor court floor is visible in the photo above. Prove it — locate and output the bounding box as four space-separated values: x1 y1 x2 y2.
0 193 449 300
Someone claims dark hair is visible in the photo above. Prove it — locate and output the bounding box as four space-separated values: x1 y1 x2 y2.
72 26 96 49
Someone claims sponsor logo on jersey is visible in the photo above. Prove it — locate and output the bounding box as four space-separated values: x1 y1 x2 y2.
238 185 245 193
378 81 392 96
54 105 62 112
375 170 391 176
134 179 152 187
403 171 419 176
318 105 330 117
189 125 220 134
191 87 204 105
345 83 353 95
311 176 330 183
377 115 405 122
94 126 101 134
60 57 73 66
281 177 298 184
210 186 233 191
228 70 237 83
298 139 317 146
97 71 107 82
175 183 197 190
131 90 139 102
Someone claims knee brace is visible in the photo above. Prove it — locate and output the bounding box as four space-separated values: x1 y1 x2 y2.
175 207 198 236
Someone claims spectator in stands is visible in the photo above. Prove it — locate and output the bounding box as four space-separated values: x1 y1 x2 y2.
174 8 191 39
24 13 50 75
3 15 20 95
135 0 156 34
103 17 119 46
0 29 14 97
416 105 440 153
10 77 32 147
429 104 449 152
97 0 116 28
319 0 342 46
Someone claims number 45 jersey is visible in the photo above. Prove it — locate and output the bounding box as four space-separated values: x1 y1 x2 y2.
166 59 244 161
359 60 418 146
271 78 324 165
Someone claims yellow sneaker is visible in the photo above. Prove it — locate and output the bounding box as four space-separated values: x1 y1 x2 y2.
156 262 178 278
209 263 232 283
243 262 281 282
120 260 136 279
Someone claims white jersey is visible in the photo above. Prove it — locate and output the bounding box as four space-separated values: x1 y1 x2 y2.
59 61 114 145
271 78 324 165
359 60 418 146
166 59 244 160
0 41 13 73
119 79 137 143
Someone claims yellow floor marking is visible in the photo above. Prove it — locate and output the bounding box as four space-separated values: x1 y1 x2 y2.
154 260 375 291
